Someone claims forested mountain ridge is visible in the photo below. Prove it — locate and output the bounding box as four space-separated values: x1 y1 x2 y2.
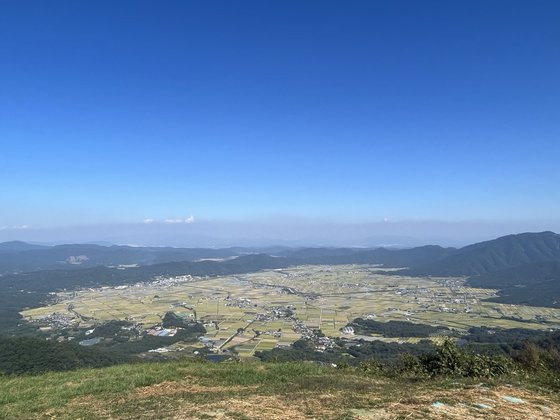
0 241 457 275
4 231 558 277
404 231 560 276
282 244 457 267
0 243 251 274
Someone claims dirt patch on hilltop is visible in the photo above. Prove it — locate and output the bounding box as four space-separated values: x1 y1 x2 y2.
352 385 560 419
171 393 346 420
135 380 255 397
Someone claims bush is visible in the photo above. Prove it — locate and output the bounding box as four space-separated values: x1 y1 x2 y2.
400 339 513 378
398 353 426 376
358 359 385 375
515 340 560 373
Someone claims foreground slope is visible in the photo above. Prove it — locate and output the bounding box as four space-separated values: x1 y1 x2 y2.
1 360 559 419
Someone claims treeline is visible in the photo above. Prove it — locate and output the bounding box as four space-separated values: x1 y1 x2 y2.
458 326 546 356
0 290 46 335
256 338 435 364
94 331 203 356
259 332 560 388
349 318 450 337
0 336 127 375
256 327 560 369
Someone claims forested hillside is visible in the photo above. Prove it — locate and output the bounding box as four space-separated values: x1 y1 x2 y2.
467 261 560 307
405 232 560 276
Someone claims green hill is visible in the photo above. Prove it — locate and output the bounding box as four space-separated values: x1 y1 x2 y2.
406 231 560 276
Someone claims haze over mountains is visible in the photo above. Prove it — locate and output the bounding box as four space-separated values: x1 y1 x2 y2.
2 231 560 276
4 219 560 250
0 242 253 274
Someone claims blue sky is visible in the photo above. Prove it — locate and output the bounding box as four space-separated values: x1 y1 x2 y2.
1 1 559 244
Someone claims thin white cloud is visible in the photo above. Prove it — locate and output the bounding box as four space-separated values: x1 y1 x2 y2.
141 217 195 224
1 224 30 230
164 216 195 224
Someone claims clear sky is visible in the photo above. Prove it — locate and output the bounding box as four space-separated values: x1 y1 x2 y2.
1 1 559 245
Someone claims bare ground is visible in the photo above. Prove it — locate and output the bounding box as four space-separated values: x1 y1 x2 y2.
55 378 560 419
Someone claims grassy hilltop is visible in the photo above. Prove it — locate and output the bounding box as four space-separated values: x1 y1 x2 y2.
1 359 560 419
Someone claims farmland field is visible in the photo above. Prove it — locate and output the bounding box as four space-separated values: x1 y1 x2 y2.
22 265 560 357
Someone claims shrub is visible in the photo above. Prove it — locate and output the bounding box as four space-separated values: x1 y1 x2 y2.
515 340 560 373
358 359 385 375
398 353 426 377
400 339 513 378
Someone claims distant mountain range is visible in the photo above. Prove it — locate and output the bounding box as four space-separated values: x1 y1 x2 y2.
279 245 456 267
2 231 560 277
0 243 263 274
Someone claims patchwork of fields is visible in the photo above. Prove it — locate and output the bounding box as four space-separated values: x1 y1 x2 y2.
22 265 560 357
